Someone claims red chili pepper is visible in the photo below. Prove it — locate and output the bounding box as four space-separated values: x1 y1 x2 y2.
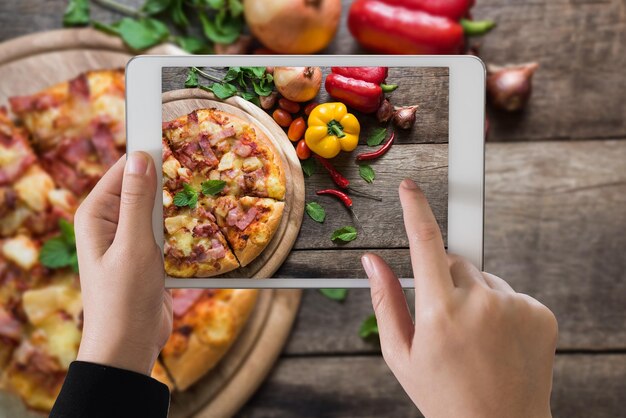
313 155 383 201
316 189 353 208
355 131 396 161
348 0 465 55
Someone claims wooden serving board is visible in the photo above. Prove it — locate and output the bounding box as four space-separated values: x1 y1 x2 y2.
0 29 303 418
162 89 305 279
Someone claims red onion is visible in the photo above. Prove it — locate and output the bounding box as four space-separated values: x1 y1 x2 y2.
392 105 419 129
487 62 539 112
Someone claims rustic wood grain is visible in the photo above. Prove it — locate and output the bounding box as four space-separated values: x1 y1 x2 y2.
162 66 450 145
235 354 626 418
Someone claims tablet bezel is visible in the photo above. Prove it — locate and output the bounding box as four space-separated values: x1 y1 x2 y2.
126 55 485 288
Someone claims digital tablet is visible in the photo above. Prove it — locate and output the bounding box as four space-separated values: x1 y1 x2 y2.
126 56 485 288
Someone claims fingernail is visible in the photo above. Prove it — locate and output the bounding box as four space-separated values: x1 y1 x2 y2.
361 254 374 277
401 178 418 189
127 152 148 175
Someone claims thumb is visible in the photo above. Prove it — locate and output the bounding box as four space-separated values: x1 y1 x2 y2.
115 152 157 246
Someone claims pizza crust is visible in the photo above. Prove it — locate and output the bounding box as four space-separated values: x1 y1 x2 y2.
234 201 285 267
161 289 259 390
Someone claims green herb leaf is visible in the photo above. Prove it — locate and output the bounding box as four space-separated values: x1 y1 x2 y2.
228 0 243 17
242 67 266 78
39 220 79 272
301 158 316 177
240 91 256 101
305 202 326 223
170 0 189 26
173 183 198 208
359 314 379 339
319 288 348 301
223 67 242 83
201 180 227 196
184 67 199 88
359 165 375 183
204 0 225 8
63 0 90 27
207 82 238 100
367 127 388 147
93 21 121 36
176 37 207 54
142 0 171 15
331 226 357 243
115 17 170 50
199 10 242 44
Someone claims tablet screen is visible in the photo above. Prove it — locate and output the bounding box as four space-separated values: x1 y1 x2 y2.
161 66 448 280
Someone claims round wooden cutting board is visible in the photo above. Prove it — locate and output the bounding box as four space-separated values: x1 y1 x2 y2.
0 29 303 418
162 88 305 280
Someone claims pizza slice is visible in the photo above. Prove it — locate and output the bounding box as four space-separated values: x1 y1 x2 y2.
9 70 125 196
160 288 258 390
151 360 174 391
162 108 286 200
203 195 285 267
163 206 239 278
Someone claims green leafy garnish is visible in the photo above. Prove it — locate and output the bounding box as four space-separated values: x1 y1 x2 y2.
367 127 388 147
359 314 379 339
331 226 357 243
206 82 239 100
319 288 348 302
173 183 199 208
142 0 171 15
63 0 90 27
184 67 199 88
359 165 375 183
39 219 79 273
201 180 227 196
176 36 208 54
199 9 242 44
305 202 326 223
301 158 316 177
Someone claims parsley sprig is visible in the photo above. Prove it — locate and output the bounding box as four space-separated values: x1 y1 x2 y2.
39 219 79 273
185 66 274 106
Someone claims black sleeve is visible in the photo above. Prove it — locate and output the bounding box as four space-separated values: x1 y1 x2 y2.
50 361 170 418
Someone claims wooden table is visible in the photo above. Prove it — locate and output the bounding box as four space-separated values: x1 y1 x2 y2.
2 1 625 416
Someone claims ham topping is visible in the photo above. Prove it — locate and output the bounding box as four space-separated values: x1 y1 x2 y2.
198 135 219 166
162 119 184 130
69 73 90 100
233 141 252 157
236 207 258 231
193 223 217 237
188 110 198 123
172 289 205 317
91 123 121 167
9 93 61 113
209 126 236 145
0 306 21 341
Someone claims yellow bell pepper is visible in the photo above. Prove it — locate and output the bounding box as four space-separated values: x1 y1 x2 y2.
305 103 360 159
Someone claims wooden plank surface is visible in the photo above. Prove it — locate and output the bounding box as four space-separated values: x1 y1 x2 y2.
235 355 626 418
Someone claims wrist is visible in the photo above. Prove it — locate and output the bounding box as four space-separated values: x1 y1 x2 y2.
77 330 159 376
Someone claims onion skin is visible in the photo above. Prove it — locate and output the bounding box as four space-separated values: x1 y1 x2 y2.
392 105 419 129
244 0 341 54
487 62 539 112
376 99 394 123
274 67 322 102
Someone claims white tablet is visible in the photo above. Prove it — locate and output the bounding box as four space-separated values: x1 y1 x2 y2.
126 56 485 288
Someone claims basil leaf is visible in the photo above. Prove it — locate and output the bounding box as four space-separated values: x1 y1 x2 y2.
319 288 347 301
184 67 199 88
142 0 171 15
199 11 242 44
367 127 387 147
242 67 266 78
63 0 90 27
228 0 244 17
201 180 227 196
205 0 225 8
69 252 79 273
116 18 170 50
59 219 76 246
240 91 256 101
359 314 379 338
39 238 73 269
252 80 272 96
173 183 198 208
359 164 375 183
301 158 316 177
207 82 238 100
176 37 207 54
223 67 242 83
305 202 325 223
331 226 357 243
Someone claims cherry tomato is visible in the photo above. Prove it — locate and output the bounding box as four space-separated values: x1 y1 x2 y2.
296 139 311 160
287 117 306 142
272 109 293 128
304 102 319 116
279 98 300 114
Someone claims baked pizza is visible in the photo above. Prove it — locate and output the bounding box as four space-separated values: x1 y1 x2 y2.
0 71 262 413
162 108 286 277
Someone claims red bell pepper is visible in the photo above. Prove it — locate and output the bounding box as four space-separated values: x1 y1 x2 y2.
348 0 465 55
324 67 396 114
379 0 474 21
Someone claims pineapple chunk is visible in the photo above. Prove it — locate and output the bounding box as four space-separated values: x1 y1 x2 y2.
38 314 81 369
1 235 39 270
13 165 54 212
22 283 82 326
